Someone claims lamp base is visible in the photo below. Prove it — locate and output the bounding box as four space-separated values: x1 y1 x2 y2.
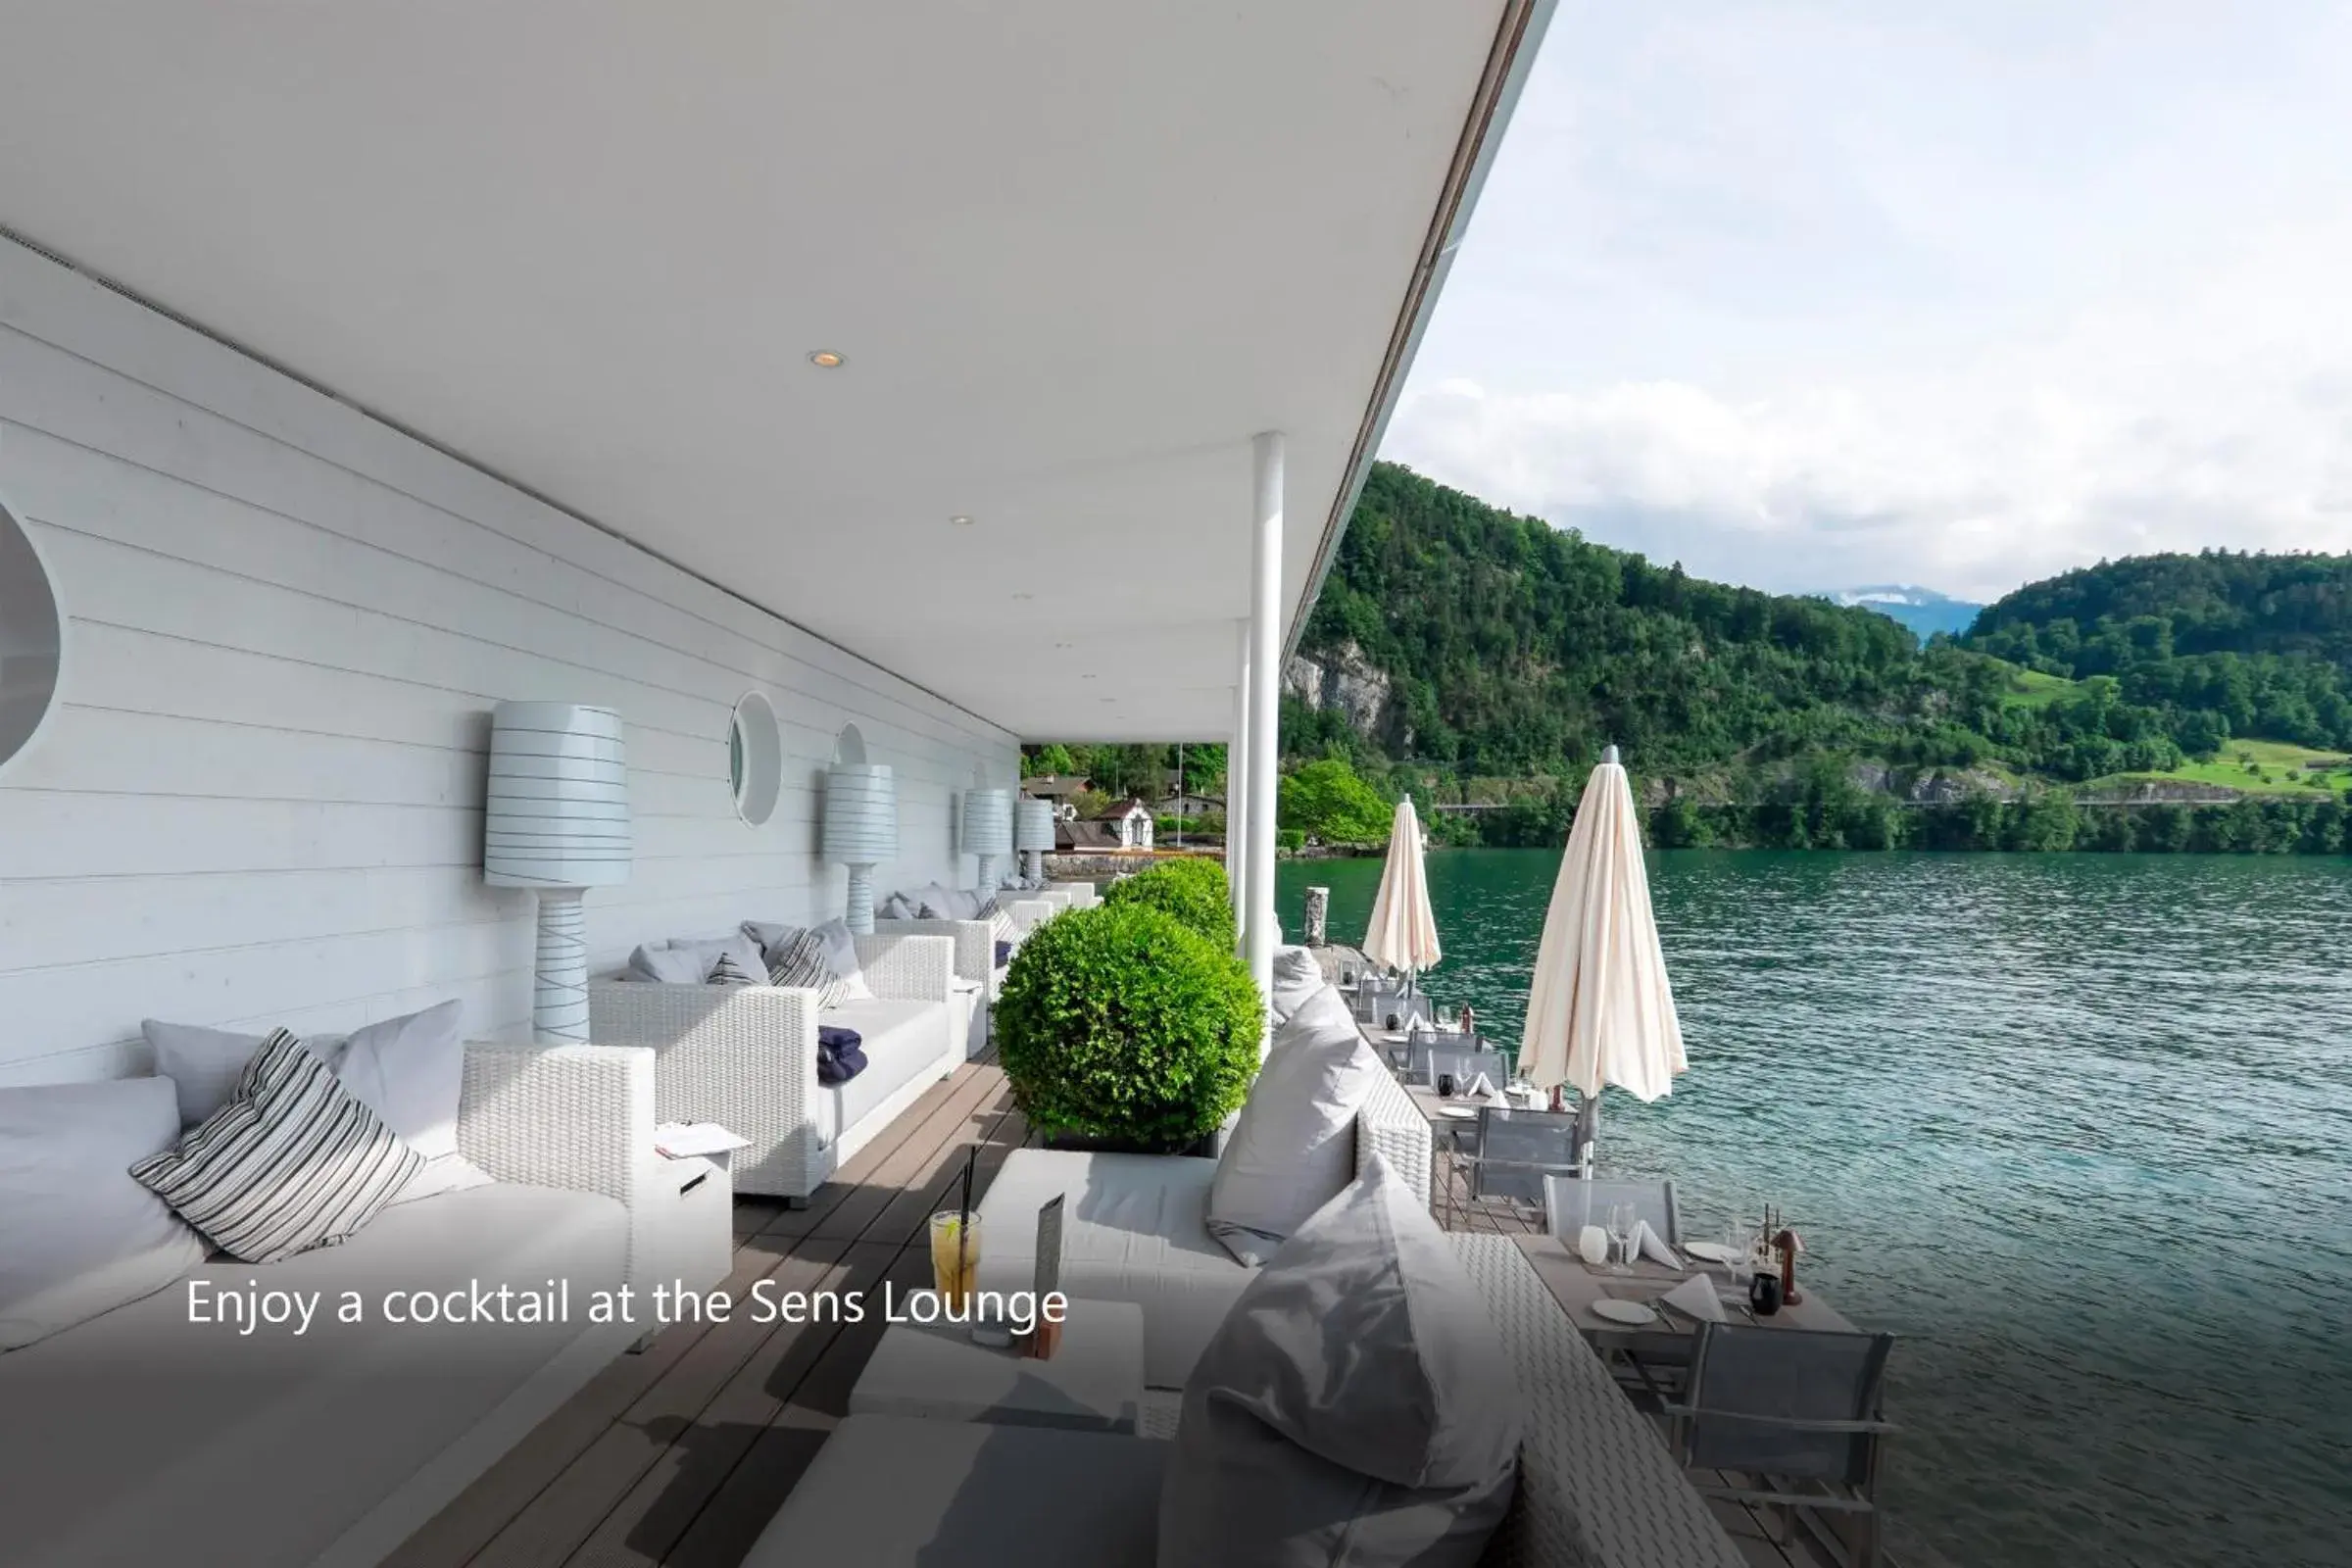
1021 849 1045 883
845 863 876 934
975 853 1003 892
531 887 590 1043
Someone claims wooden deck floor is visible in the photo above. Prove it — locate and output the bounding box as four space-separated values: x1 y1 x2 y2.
385 1057 1840 1568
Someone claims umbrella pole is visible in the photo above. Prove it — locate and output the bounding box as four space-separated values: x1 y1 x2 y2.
1575 1093 1599 1174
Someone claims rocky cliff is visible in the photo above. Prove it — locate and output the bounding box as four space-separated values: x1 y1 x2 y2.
1285 642 1392 740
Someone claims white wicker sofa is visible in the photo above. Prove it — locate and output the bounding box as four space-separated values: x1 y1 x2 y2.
587 931 958 1204
742 1235 1745 1568
874 888 1065 1055
0 1039 717 1568
973 1046 1430 1387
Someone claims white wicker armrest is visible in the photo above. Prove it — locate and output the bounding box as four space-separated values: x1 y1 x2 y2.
457 1040 653 1208
1003 897 1054 936
872 917 992 987
853 931 955 1004
1047 880 1100 908
1354 1065 1434 1208
1451 1233 1749 1568
587 980 821 1199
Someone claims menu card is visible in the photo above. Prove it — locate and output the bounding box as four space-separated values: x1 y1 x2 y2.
1028 1194 1065 1359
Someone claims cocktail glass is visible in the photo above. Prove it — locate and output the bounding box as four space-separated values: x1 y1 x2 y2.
929 1210 981 1311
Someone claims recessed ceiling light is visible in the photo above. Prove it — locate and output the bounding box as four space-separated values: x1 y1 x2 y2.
1054 641 1072 650
1081 673 1098 680
949 514 974 527
807 350 846 368
1011 591 1034 601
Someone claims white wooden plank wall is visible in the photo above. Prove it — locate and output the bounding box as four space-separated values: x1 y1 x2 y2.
0 238 1019 1086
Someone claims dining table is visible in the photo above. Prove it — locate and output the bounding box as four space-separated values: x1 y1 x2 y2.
1510 1232 1857 1353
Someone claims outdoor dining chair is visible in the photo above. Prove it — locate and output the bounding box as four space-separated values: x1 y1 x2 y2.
1542 1174 1682 1248
1447 1105 1587 1210
1665 1324 1898 1568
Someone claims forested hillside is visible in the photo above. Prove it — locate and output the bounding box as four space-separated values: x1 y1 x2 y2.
1960 552 2352 749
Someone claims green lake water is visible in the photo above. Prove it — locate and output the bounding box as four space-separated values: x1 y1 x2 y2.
1276 850 2352 1568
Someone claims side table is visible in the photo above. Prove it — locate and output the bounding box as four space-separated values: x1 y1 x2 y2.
849 1294 1145 1434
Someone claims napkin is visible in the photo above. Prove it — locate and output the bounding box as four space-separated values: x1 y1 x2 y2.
1464 1071 1496 1100
1634 1220 1681 1269
1659 1271 1726 1323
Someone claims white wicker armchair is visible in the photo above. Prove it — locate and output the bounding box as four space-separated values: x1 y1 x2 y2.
455 1039 726 1293
585 933 958 1204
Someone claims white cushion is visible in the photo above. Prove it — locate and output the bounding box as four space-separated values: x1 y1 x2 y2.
974 1148 1252 1386
811 998 948 1147
0 1077 208 1352
624 941 706 984
0 1180 626 1568
1269 944 1328 1024
1206 987 1385 1265
1160 1158 1523 1567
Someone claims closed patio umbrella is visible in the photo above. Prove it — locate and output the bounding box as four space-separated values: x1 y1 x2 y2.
1519 747 1686 1155
1362 796 1441 1000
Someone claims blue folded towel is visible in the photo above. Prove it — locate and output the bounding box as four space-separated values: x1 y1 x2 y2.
816 1025 867 1085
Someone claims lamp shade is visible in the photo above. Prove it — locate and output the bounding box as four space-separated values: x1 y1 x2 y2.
823 762 899 863
1014 798 1056 853
483 702 630 888
961 788 1014 858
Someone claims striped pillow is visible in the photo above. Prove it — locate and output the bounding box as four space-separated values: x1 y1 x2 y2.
766 926 851 1008
977 893 1017 943
708 951 763 986
130 1029 424 1264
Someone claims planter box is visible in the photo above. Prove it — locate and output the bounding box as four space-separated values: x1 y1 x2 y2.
1043 1129 1219 1159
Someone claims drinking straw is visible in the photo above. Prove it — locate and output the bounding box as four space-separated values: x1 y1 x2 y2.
956 1148 976 1301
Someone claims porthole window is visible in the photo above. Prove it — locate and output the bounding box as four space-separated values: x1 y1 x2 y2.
0 505 63 777
729 690 783 827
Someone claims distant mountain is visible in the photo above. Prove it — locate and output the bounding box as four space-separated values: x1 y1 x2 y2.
1817 585 1984 641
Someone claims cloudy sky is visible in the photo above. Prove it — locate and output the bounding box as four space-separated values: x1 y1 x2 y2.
1385 0 2352 603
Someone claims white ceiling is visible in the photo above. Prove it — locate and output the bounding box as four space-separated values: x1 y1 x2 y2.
0 1 1530 741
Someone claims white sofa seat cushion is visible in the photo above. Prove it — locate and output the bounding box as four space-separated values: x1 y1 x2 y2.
741 1415 1166 1568
1 1077 209 1351
0 1180 627 1568
814 997 948 1148
975 1149 1252 1387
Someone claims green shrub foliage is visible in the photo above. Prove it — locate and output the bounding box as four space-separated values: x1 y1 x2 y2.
995 904 1261 1150
1101 857 1236 951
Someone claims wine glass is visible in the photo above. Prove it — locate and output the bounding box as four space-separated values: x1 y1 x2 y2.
1606 1201 1637 1276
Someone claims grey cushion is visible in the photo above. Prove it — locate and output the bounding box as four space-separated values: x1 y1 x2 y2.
1160 1158 1523 1567
1 1077 208 1351
141 1000 466 1134
1269 945 1328 1025
624 942 705 984
1207 988 1386 1265
740 1415 1165 1568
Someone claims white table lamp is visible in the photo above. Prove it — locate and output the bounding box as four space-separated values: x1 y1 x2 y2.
483 702 631 1043
1014 798 1055 884
824 724 898 933
961 787 1013 891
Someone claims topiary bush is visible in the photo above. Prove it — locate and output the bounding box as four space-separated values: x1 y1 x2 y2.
1101 855 1235 951
995 903 1261 1152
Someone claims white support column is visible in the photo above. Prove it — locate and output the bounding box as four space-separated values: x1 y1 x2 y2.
1244 432 1284 1013
1228 619 1250 954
